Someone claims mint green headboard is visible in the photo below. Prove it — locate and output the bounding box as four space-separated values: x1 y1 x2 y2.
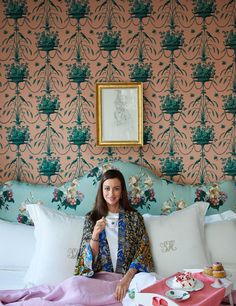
0 161 235 224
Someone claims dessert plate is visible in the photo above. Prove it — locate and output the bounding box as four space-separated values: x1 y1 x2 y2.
165 289 190 301
166 277 204 292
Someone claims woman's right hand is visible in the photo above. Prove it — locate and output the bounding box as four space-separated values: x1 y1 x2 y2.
92 217 106 239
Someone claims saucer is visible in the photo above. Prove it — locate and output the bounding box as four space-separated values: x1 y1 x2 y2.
165 290 190 301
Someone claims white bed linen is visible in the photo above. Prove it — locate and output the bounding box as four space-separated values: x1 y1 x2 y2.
0 270 159 306
0 269 26 290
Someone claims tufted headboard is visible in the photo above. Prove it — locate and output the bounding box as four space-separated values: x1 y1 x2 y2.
0 160 235 224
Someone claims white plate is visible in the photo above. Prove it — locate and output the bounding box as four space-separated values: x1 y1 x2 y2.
165 289 190 301
166 277 204 292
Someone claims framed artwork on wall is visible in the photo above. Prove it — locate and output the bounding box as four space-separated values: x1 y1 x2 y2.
96 82 143 147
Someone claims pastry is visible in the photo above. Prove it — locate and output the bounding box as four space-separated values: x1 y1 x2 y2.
173 272 196 289
212 270 226 278
203 265 213 276
212 262 224 271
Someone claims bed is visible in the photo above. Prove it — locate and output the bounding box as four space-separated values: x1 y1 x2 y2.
0 161 236 305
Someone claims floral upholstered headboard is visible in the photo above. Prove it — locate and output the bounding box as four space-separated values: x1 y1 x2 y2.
0 160 235 224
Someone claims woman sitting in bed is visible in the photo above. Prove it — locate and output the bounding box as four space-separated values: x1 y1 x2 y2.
74 169 155 302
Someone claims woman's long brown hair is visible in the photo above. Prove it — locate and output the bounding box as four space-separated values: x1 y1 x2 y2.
89 169 134 222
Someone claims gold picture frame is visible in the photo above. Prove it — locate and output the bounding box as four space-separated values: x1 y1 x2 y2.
96 82 143 147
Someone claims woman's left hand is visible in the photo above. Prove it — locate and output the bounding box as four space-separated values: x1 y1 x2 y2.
114 277 130 302
114 268 137 302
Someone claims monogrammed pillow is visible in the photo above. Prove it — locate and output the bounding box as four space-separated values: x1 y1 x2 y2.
24 205 84 286
143 202 210 277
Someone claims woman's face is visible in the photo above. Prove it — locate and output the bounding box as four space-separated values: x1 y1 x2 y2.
102 178 122 213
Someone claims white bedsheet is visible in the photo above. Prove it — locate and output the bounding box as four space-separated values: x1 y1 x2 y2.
0 269 26 290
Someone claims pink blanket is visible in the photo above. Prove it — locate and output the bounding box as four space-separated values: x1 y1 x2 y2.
0 272 123 306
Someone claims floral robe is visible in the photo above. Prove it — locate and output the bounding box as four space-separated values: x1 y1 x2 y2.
74 209 154 277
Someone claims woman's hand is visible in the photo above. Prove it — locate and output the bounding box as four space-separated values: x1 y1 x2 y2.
90 217 106 256
114 268 137 301
92 217 106 240
114 277 130 302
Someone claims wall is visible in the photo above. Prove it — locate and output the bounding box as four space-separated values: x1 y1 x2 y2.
0 0 235 185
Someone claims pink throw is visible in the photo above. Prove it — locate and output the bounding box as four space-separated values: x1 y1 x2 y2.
0 272 123 306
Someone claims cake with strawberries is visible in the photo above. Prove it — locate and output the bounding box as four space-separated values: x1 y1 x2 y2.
173 272 196 289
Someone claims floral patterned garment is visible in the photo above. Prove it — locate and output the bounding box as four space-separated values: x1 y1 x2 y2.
74 208 154 276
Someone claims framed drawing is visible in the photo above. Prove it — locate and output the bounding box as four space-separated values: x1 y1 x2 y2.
96 82 143 147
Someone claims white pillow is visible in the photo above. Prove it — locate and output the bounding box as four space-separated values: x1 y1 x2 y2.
0 219 35 271
24 205 84 286
205 210 236 223
205 211 236 264
143 202 210 278
205 215 236 265
205 211 236 290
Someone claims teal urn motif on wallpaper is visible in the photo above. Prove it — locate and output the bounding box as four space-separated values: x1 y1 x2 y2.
68 63 91 85
129 0 152 20
5 63 29 84
68 125 91 147
98 31 122 52
7 126 30 146
37 31 59 52
129 63 153 82
191 125 215 145
160 94 184 115
37 157 61 179
160 30 184 52
192 0 216 19
160 157 184 179
192 63 215 83
67 0 90 21
37 95 60 116
223 94 236 114
4 0 27 20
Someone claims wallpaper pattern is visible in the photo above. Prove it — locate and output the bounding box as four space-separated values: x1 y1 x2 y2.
0 0 235 185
